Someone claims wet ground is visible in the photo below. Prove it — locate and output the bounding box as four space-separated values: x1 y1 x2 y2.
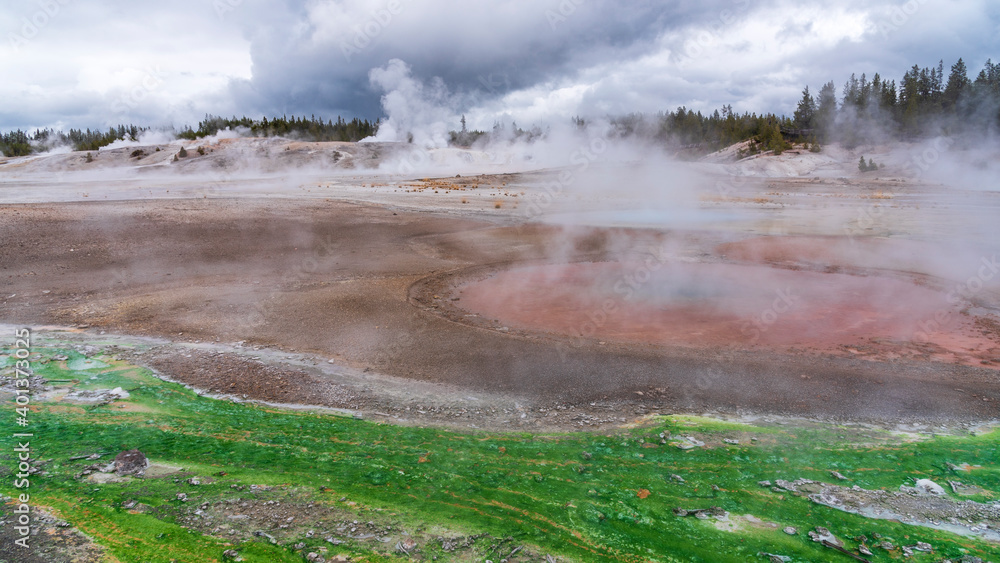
2 177 999 425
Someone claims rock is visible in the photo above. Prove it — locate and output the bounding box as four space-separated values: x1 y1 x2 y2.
912 541 932 552
187 478 201 486
723 439 739 445
782 526 797 535
830 470 848 480
306 553 324 563
758 480 772 487
254 531 277 544
914 479 946 496
396 537 417 554
774 480 798 492
581 452 592 460
808 526 842 547
109 387 130 399
222 549 240 560
758 553 791 563
113 449 148 476
670 474 685 483
858 544 872 556
176 493 188 502
878 541 894 550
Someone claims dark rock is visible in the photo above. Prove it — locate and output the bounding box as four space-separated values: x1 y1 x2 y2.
113 449 148 476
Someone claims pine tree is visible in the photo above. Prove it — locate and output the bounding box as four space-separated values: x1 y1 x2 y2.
793 86 816 129
943 58 970 111
815 81 838 143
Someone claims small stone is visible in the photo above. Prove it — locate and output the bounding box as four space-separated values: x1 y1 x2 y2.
808 527 841 547
782 526 797 535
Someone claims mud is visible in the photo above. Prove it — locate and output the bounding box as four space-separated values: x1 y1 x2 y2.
2 192 999 425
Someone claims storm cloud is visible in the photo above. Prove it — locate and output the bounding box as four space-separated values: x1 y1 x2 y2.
1 0 997 131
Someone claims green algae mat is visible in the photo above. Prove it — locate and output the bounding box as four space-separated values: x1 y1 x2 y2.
0 342 997 563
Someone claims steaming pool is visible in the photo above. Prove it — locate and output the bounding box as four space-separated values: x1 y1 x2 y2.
455 260 992 354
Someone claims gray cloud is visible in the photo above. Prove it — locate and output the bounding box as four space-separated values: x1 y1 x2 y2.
1 0 997 131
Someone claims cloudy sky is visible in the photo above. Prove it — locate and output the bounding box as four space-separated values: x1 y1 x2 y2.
2 0 998 133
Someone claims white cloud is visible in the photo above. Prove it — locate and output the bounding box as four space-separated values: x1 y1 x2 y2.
0 0 997 131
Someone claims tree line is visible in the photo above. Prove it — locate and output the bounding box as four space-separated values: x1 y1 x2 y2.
3 57 998 158
0 114 379 157
176 114 379 142
446 57 1000 156
790 57 999 147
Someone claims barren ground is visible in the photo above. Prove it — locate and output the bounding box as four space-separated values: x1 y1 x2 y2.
2 141 1000 428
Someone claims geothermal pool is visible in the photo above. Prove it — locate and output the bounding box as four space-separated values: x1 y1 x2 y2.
456 260 992 355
